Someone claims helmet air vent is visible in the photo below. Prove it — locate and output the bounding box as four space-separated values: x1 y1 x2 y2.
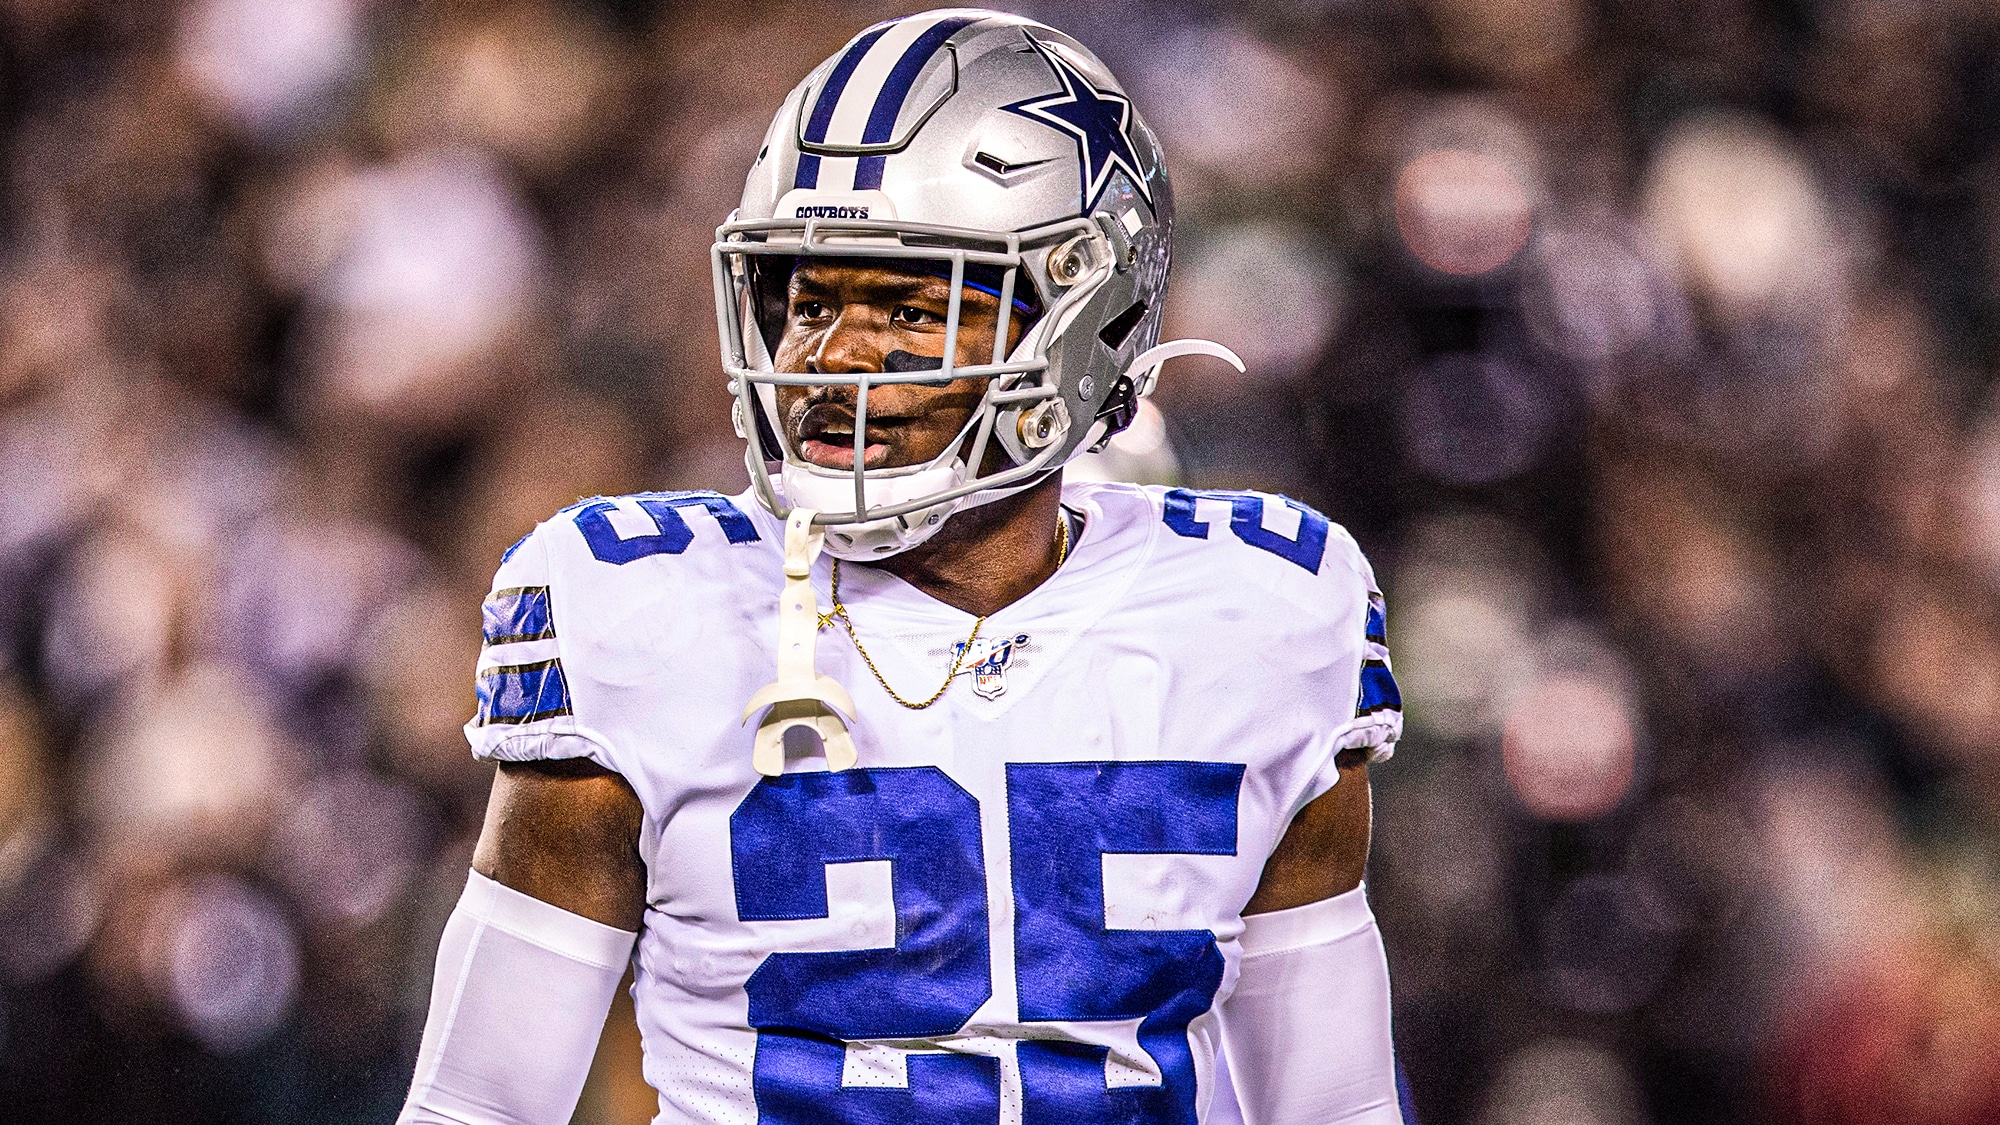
974 150 1056 176
1099 300 1148 351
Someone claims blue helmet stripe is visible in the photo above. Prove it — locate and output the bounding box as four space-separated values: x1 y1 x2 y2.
794 23 893 189
852 15 977 191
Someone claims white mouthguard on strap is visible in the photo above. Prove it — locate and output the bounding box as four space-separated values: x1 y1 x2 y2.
740 508 858 776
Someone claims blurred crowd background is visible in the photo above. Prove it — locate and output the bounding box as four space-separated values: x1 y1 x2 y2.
2 0 1999 1122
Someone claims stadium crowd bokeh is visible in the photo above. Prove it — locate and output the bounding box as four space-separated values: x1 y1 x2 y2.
3 1 1999 1122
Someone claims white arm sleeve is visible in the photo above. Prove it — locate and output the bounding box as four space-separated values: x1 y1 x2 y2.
399 870 639 1125
1219 884 1400 1125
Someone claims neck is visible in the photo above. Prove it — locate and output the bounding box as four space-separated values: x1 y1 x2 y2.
867 473 1066 616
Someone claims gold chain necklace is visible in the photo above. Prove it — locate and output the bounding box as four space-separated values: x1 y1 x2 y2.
822 517 1070 709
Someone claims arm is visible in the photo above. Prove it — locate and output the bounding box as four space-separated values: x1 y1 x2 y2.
1243 748 1372 914
1222 749 1400 1125
400 760 648 1125
472 758 648 930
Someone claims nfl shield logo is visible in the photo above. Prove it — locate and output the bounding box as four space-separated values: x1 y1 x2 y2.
953 633 1031 700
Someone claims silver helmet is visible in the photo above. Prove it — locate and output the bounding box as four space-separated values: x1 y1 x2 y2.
712 8 1236 559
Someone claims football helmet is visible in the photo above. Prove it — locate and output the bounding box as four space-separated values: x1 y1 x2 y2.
713 8 1239 559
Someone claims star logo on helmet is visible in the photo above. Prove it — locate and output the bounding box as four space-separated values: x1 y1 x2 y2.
1001 35 1153 214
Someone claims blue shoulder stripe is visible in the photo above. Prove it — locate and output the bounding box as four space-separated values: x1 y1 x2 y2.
1358 659 1402 717
476 660 573 725
1365 598 1388 646
483 586 554 645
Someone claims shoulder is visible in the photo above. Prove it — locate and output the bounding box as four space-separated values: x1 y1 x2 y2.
468 488 779 760
1073 481 1381 622
1071 480 1402 763
491 486 781 639
481 488 776 632
478 488 777 682
508 488 776 577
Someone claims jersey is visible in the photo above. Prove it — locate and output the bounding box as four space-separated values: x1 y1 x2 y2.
464 480 1402 1125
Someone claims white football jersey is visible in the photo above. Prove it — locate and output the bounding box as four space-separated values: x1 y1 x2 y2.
465 479 1401 1125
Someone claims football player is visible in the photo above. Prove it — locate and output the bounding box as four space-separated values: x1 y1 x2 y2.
399 11 1404 1125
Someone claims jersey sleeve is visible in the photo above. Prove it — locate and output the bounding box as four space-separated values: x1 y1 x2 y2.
462 523 618 772
1335 582 1402 763
1297 531 1403 805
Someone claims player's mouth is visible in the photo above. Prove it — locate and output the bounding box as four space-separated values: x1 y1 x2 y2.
795 407 905 470
800 434 888 470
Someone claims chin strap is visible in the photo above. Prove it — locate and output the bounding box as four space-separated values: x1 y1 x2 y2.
740 509 858 776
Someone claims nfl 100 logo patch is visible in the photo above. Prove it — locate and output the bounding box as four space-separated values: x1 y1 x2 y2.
946 632 1032 700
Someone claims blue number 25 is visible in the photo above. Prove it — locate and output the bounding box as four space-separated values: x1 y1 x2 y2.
730 762 1244 1124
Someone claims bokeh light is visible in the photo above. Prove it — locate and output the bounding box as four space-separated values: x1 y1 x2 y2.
373 4 627 179
1163 222 1344 380
1400 352 1556 485
1540 873 1678 1013
177 0 361 137
1392 513 1550 740
0 848 104 986
152 876 301 1053
267 770 428 923
1502 672 1638 822
1522 223 1691 386
1394 149 1534 277
1480 1039 1644 1125
1397 591 1538 738
1641 115 1844 321
1425 0 1586 82
80 664 295 869
42 528 184 704
1757 763 1915 967
1128 25 1340 196
302 149 545 422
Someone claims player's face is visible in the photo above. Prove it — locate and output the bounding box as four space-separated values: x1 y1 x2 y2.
772 261 1021 471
